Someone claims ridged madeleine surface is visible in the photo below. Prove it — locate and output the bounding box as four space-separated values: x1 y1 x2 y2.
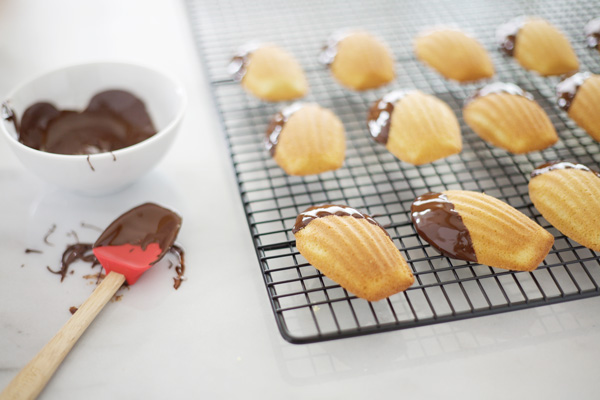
414 28 494 82
294 214 414 301
446 190 554 271
272 104 345 175
387 91 462 164
463 93 557 153
242 45 308 101
529 167 600 251
330 31 395 91
514 18 579 76
568 74 600 142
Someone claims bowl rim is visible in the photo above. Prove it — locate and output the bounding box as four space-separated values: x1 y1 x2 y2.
0 60 187 161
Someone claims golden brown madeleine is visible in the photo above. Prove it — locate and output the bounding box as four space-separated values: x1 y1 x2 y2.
529 161 600 251
584 18 600 50
320 30 395 91
557 72 600 142
293 205 414 301
266 103 345 176
463 82 558 154
228 43 308 101
414 28 494 82
411 190 554 271
367 90 462 165
496 16 579 76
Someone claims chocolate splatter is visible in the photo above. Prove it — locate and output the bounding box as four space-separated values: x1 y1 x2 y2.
43 224 57 246
47 242 98 282
25 248 42 254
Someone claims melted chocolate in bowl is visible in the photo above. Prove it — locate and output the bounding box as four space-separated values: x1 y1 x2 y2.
410 192 477 262
15 90 156 155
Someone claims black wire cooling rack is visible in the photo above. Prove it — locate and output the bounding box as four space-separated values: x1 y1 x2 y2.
186 0 600 344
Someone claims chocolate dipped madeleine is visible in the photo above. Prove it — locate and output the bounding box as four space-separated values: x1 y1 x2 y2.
414 28 494 82
320 30 395 91
266 103 345 176
293 205 414 301
529 161 600 251
584 18 600 50
496 16 579 76
367 90 462 165
229 43 308 101
557 72 600 142
411 190 554 271
463 82 558 154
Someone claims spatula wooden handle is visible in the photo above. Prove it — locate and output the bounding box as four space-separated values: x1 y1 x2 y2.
0 271 126 400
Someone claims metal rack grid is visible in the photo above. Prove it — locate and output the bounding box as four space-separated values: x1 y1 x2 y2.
186 0 600 343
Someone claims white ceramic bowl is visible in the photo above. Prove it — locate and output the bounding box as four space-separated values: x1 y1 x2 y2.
1 61 186 195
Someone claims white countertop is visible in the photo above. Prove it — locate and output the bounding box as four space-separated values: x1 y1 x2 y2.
1 1 599 399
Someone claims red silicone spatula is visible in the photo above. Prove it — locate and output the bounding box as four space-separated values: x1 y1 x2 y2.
1 203 182 400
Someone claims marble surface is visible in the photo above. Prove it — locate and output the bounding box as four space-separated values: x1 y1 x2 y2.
1 1 599 398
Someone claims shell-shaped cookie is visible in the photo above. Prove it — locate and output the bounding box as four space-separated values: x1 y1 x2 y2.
293 205 414 301
497 17 579 76
411 190 553 271
266 103 345 176
557 73 600 142
367 90 462 165
463 83 558 154
229 43 308 101
323 31 395 91
529 161 600 251
414 28 494 82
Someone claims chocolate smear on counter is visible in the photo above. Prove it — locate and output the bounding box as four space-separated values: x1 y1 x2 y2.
228 41 262 82
1 101 19 132
367 90 415 145
69 306 78 315
93 203 182 264
556 72 592 112
465 82 534 105
81 221 103 232
265 102 304 156
47 242 98 282
44 224 57 246
25 248 42 254
496 16 528 56
319 31 351 66
16 90 156 155
292 204 390 238
585 18 600 49
530 160 600 179
410 192 477 262
169 244 186 290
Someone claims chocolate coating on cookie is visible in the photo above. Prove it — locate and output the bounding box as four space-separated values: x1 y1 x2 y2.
228 42 262 82
465 82 534 105
556 72 592 111
293 204 387 236
410 192 477 262
367 90 415 145
265 102 304 156
318 31 351 66
531 160 600 179
585 18 600 49
496 16 528 56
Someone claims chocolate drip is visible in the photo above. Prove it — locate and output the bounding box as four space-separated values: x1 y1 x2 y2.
1 101 20 132
410 192 477 262
15 90 156 155
25 248 42 254
530 160 600 179
496 16 528 56
585 18 600 49
367 90 414 145
169 244 186 290
318 31 350 66
292 204 389 237
228 42 261 82
264 102 304 156
47 242 98 282
43 224 57 246
94 203 182 264
556 72 592 111
466 82 534 105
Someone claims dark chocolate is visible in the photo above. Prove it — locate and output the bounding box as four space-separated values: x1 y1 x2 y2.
93 203 182 264
16 90 156 155
170 244 186 290
496 16 528 56
228 42 261 82
530 160 600 179
1 101 20 132
292 204 389 237
410 192 477 262
556 72 592 112
367 90 414 145
264 102 304 156
465 82 534 105
585 18 600 49
25 248 42 254
47 243 98 282
318 31 350 66
43 224 57 246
